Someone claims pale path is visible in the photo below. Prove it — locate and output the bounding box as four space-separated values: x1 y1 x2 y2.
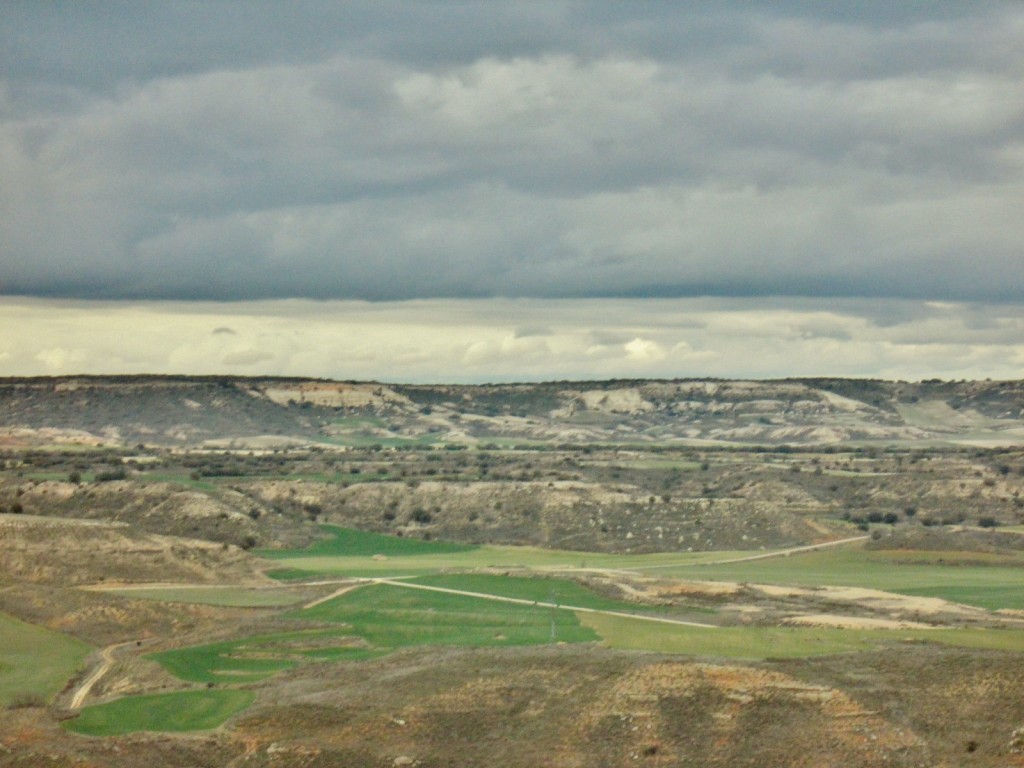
625 535 871 571
365 577 718 629
302 582 366 609
69 641 135 709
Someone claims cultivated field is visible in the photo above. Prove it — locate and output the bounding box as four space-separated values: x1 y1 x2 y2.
50 523 1024 747
0 612 91 707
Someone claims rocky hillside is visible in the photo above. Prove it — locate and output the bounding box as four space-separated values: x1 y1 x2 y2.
1 375 1023 448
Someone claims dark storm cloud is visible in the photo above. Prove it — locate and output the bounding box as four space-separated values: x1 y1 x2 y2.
1 2 1022 302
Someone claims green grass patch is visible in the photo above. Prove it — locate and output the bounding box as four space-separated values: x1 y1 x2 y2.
899 585 1024 611
644 545 1024 611
149 629 377 684
139 471 219 491
0 612 92 706
103 586 316 607
580 613 1024 658
150 580 602 689
295 583 598 648
266 567 315 581
410 573 662 613
64 689 255 735
265 534 738 579
259 525 476 561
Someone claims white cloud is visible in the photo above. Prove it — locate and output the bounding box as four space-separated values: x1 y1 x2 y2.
1 297 1022 383
624 337 666 363
34 346 86 370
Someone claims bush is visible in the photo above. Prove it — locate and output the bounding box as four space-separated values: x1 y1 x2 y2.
7 692 45 709
411 508 433 524
978 516 999 528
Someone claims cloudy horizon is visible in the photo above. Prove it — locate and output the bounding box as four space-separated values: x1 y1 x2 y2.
2 2 1022 381
2 296 1022 384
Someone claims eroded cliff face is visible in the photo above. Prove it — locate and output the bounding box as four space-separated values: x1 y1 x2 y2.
1 375 1023 448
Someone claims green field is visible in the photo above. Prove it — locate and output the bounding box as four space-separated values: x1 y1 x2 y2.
260 525 476 560
64 690 255 735
648 546 1024 610
136 471 220 490
264 525 739 578
149 628 380 684
581 613 1024 658
102 585 318 607
147 581 599 689
263 524 1024 610
118 527 1024 733
317 417 443 448
408 573 666 613
0 612 92 706
294 583 598 648
898 585 1024 612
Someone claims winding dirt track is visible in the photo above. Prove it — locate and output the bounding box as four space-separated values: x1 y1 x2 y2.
69 641 135 709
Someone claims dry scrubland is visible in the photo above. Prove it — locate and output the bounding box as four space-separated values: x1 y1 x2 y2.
1 376 1024 766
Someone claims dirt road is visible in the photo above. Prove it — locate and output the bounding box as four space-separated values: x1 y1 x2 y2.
366 577 719 629
69 640 135 709
629 535 870 571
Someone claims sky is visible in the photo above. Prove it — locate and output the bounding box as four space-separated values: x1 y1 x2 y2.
1 2 1022 382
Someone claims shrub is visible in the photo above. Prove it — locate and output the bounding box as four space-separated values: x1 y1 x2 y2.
411 508 433 524
7 692 45 709
978 516 999 528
